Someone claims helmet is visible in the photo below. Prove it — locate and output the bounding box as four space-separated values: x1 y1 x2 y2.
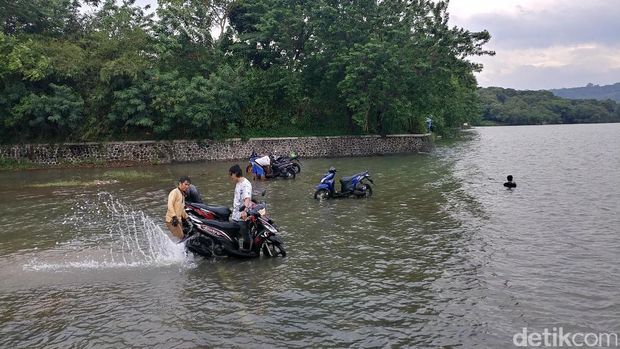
328 166 337 173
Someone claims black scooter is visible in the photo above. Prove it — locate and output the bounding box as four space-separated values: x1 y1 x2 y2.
184 190 267 221
247 152 297 180
184 204 286 259
272 153 302 174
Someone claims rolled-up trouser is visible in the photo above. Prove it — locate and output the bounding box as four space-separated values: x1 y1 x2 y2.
165 221 184 240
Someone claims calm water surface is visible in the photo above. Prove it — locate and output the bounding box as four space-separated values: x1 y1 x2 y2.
1 124 619 348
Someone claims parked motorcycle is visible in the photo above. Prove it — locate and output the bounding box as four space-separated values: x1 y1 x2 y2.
314 167 374 200
247 151 296 180
272 152 302 174
184 203 286 258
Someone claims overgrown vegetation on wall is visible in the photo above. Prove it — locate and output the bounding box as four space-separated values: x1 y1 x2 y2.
0 0 493 143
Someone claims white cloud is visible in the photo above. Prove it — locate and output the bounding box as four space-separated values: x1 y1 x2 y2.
449 0 557 19
471 43 620 89
449 0 620 88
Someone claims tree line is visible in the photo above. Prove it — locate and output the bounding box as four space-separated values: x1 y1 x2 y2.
0 0 493 143
478 87 620 125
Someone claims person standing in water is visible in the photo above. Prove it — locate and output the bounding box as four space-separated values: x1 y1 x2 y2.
503 175 517 188
229 164 253 251
165 176 191 240
185 183 203 204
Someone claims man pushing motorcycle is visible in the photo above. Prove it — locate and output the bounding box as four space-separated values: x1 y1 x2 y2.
165 176 191 240
229 164 253 251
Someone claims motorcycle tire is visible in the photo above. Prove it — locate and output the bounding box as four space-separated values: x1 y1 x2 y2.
292 163 301 174
314 188 330 200
358 184 373 198
186 235 214 258
263 242 287 257
284 168 296 179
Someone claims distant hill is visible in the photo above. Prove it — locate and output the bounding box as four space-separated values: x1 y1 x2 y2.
478 87 620 125
550 82 620 102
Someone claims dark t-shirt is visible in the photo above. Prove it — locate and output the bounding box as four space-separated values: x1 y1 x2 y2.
186 184 203 203
503 181 517 188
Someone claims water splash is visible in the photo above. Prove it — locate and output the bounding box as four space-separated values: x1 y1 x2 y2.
24 192 189 271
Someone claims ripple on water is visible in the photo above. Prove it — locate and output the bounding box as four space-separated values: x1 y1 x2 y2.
1 125 620 347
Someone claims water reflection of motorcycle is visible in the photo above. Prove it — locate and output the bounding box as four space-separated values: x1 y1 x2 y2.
314 167 374 200
246 152 296 180
183 204 286 259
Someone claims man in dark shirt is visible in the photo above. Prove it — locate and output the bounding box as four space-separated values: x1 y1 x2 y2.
503 175 517 188
185 184 203 203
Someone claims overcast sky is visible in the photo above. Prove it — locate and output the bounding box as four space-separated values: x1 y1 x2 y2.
133 0 619 90
448 0 620 90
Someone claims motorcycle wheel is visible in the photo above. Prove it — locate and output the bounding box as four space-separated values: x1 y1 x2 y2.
314 188 330 200
284 168 296 179
213 243 225 257
360 185 373 198
186 235 214 258
262 242 287 257
292 163 301 174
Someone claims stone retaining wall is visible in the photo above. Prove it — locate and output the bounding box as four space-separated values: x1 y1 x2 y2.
0 134 432 165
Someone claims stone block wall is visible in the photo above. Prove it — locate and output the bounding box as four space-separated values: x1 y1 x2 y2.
0 134 432 165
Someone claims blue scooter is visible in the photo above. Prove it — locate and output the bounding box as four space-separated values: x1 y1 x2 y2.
314 167 374 200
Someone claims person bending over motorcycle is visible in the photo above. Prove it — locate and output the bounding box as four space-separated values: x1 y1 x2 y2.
166 176 191 240
185 184 203 203
229 164 253 250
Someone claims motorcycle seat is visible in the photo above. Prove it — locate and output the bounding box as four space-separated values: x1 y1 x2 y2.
340 172 366 184
203 219 241 234
340 172 365 191
340 175 355 184
193 203 231 218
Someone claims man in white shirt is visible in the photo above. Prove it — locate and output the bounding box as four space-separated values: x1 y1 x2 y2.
229 164 252 250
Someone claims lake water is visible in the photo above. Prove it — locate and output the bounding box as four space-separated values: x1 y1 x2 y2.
1 124 619 348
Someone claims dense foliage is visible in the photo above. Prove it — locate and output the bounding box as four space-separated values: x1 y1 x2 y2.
1 0 493 143
478 87 620 125
550 82 620 103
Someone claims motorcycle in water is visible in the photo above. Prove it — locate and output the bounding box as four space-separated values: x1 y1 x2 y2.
272 152 302 174
314 167 374 200
247 152 296 180
184 203 286 259
184 189 267 222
